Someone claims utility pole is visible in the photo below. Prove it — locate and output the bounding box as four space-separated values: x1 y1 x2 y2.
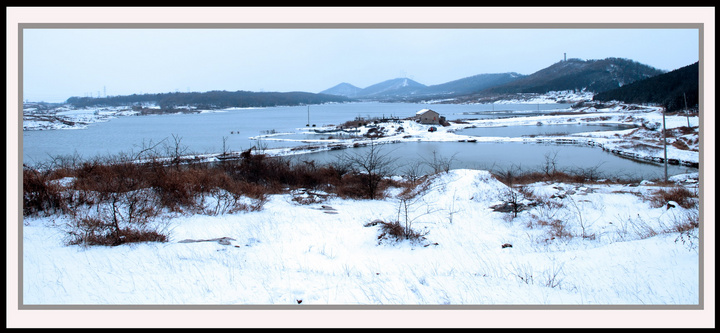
662 107 668 182
684 92 690 127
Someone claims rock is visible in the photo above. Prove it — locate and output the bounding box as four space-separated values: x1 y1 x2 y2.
178 237 236 245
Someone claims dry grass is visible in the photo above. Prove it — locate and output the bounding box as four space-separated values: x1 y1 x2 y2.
66 216 168 246
645 186 698 209
492 169 612 187
22 166 69 216
365 219 429 244
24 148 405 246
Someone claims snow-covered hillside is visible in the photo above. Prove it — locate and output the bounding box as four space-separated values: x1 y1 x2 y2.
22 168 700 306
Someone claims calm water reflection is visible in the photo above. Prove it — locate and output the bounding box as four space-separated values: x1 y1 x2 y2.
287 141 694 181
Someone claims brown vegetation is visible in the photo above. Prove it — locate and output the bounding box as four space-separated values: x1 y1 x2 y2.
23 145 408 246
644 186 698 209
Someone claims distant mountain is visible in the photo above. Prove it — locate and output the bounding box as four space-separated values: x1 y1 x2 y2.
321 73 524 101
319 82 363 98
320 78 428 100
478 57 666 96
67 57 680 110
321 58 665 103
418 72 525 98
593 62 698 112
356 77 427 99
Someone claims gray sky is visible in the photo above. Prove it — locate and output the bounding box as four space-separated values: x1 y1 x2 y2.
22 27 699 103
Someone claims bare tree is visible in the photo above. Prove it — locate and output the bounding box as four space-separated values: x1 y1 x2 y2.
541 150 560 177
493 163 524 187
163 134 189 169
132 137 167 162
574 162 606 183
499 186 526 218
401 160 426 185
423 150 457 174
221 136 230 156
46 151 84 171
341 139 398 199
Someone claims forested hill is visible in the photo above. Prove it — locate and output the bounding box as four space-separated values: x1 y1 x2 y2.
65 90 351 109
477 57 666 96
593 62 699 112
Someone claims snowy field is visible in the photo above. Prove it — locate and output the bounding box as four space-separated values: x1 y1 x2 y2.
22 168 701 305
13 96 713 328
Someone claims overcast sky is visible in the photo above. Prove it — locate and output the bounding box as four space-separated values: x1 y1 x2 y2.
22 27 699 103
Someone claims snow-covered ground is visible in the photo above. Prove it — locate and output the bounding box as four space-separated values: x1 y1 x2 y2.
22 169 701 305
491 89 596 104
15 96 712 328
254 102 700 169
22 105 140 130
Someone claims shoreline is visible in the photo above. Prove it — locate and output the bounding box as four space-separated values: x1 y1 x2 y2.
243 105 700 170
22 101 701 173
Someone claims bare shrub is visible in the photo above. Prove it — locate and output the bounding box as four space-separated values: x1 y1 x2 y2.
566 195 594 240
509 260 565 289
509 262 534 285
492 165 596 187
423 150 457 174
163 133 190 170
395 192 440 233
366 219 429 244
571 163 606 183
402 160 427 186
46 152 84 176
541 150 561 176
645 186 698 209
491 164 523 187
150 168 200 212
526 197 566 229
218 180 267 213
670 210 700 233
23 165 68 216
548 219 573 241
674 212 699 252
543 261 565 288
534 218 573 243
66 216 167 246
494 185 535 219
671 139 690 150
340 139 398 200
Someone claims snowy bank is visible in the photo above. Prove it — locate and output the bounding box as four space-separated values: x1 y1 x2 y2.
251 103 700 169
22 169 700 306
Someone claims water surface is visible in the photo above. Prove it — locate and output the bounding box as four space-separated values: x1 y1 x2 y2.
21 101 695 180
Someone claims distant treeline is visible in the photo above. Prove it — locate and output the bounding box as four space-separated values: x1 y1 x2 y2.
593 62 699 112
66 90 351 109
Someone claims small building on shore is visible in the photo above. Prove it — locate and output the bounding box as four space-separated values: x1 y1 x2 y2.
416 109 441 125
